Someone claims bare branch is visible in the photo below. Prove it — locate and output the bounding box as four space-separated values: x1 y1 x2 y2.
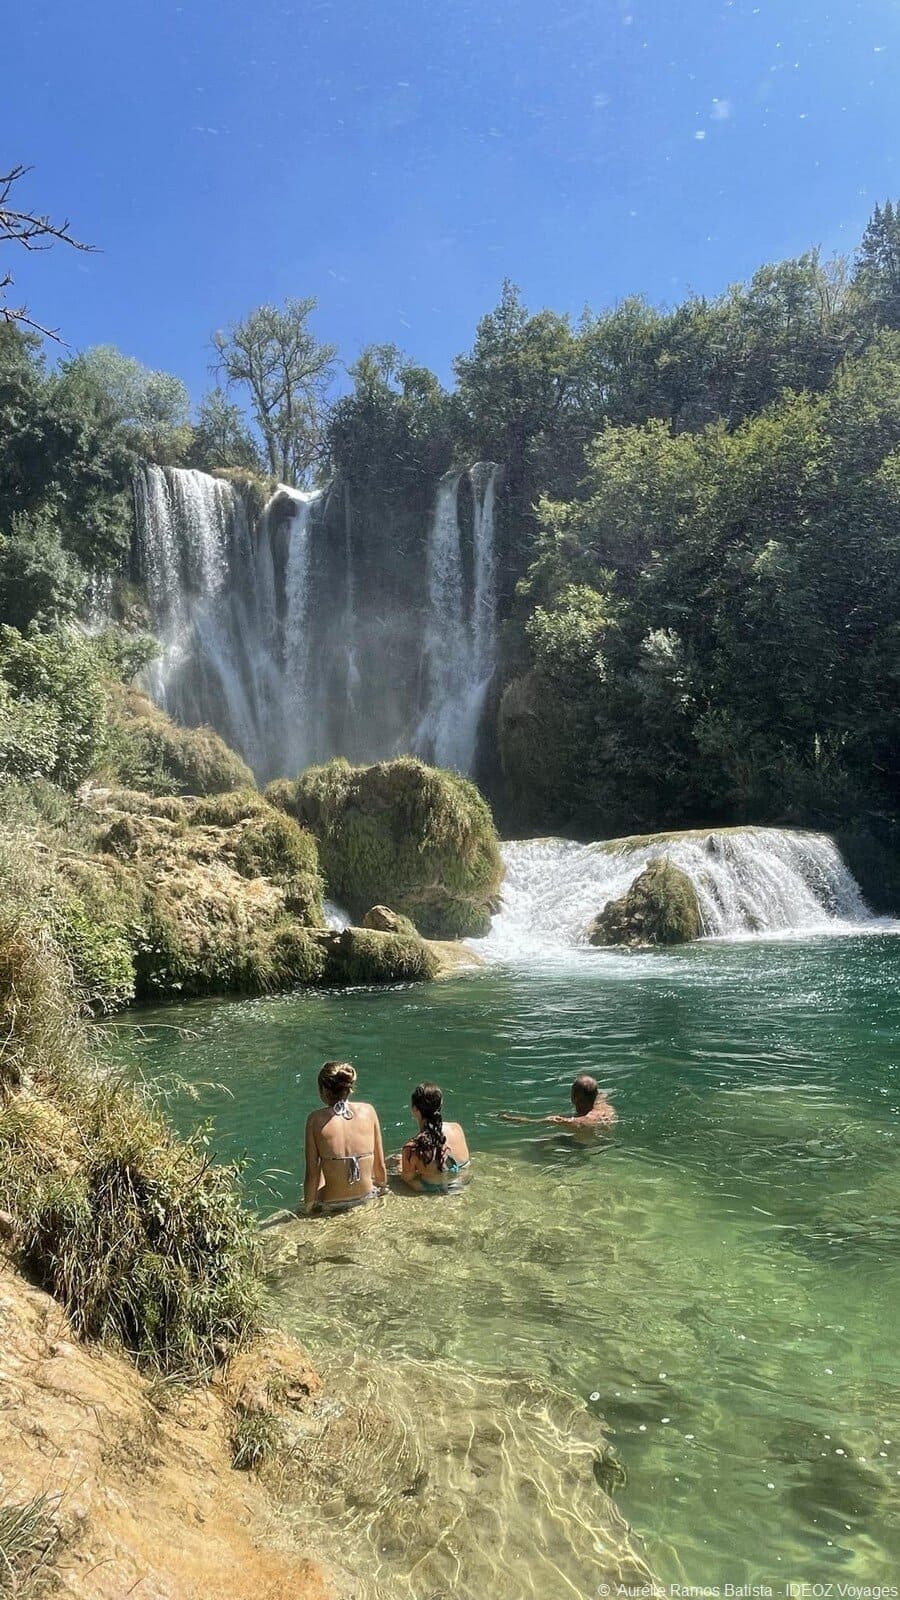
0 163 96 341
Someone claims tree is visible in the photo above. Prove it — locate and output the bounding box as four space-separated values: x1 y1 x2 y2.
189 388 262 472
852 201 900 330
65 345 192 463
212 300 337 484
0 164 93 338
326 344 454 487
455 280 580 496
0 325 133 589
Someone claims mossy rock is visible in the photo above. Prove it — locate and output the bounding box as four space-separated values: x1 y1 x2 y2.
210 466 279 527
362 904 419 937
84 789 325 1002
104 685 255 797
313 927 439 986
267 757 503 940
587 857 702 948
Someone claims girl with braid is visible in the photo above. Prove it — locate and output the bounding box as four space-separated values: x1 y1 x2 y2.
400 1082 471 1195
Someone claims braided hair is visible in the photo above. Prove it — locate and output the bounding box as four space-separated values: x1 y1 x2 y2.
411 1082 449 1171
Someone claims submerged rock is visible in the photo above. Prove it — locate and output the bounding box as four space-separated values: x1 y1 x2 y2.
587 856 702 948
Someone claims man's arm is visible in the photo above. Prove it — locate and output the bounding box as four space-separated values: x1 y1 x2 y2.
303 1117 321 1212
497 1111 568 1125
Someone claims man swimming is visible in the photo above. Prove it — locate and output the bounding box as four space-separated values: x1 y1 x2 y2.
499 1074 616 1135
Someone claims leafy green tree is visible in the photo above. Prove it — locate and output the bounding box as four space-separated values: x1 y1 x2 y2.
212 299 337 484
0 325 132 586
0 626 108 787
0 512 86 630
455 280 580 496
327 344 454 487
189 387 262 472
65 345 192 463
852 201 900 330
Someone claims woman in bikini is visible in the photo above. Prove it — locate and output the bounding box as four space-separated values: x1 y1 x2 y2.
399 1081 471 1195
303 1060 387 1214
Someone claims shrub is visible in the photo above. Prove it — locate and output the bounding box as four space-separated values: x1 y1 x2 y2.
104 685 255 796
0 898 261 1375
230 1410 284 1472
49 893 136 1014
0 628 107 789
0 511 86 632
269 757 503 938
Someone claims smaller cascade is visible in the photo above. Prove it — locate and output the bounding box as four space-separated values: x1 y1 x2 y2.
416 462 501 773
474 827 882 962
278 487 324 776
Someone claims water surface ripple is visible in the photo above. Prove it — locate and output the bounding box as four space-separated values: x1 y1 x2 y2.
115 935 900 1590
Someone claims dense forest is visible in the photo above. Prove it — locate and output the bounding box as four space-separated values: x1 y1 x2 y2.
1 202 899 898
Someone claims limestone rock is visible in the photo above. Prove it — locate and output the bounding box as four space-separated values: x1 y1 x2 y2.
588 856 701 948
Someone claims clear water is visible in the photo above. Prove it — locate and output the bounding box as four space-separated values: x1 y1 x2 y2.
114 936 900 1590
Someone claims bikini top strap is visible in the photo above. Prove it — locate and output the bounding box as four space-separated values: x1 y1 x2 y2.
332 1099 353 1120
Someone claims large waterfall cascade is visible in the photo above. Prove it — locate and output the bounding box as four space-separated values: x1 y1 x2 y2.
473 827 884 961
133 461 501 781
416 462 500 772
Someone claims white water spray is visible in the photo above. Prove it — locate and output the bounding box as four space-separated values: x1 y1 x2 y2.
133 462 501 780
474 828 882 962
416 462 501 772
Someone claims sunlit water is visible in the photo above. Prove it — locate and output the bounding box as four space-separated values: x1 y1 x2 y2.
113 936 900 1591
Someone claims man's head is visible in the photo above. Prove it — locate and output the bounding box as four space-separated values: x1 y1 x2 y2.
571 1074 599 1115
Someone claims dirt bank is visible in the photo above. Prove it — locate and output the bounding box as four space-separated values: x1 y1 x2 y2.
0 1258 336 1600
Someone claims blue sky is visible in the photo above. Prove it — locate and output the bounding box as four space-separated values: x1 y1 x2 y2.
5 0 900 402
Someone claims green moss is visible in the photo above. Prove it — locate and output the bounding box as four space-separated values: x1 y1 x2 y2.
230 811 324 922
319 927 439 985
268 925 328 987
211 467 278 528
191 789 266 828
268 757 503 939
588 857 702 948
104 685 255 797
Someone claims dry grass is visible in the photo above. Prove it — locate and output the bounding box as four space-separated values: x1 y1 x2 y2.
0 1493 61 1596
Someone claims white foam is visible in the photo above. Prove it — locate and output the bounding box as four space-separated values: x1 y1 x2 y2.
471 829 891 962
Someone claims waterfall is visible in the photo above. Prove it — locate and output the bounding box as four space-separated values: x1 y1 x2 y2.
416 462 501 772
133 464 267 766
279 487 324 776
473 827 883 961
134 460 502 782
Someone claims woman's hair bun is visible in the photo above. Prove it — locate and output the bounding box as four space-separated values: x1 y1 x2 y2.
318 1060 357 1097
